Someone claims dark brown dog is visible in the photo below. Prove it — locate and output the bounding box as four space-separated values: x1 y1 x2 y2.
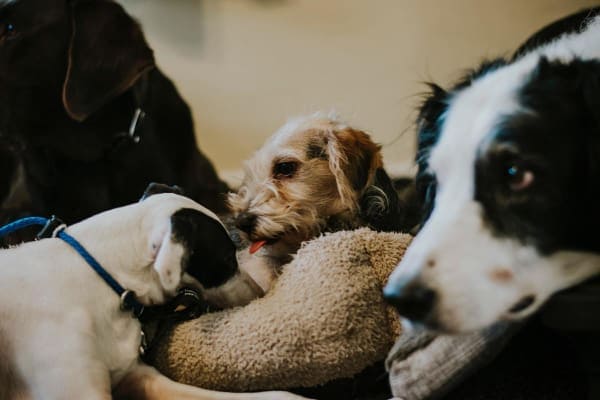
0 0 228 231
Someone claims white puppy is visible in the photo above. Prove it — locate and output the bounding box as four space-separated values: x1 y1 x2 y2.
0 193 308 400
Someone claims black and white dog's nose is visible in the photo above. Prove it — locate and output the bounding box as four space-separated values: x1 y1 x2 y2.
235 213 257 234
384 281 437 322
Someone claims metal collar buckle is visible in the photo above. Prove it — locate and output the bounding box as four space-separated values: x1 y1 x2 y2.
120 290 145 318
128 108 146 144
36 215 66 240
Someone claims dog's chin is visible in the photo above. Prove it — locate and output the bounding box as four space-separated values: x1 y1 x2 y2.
264 231 317 259
400 311 468 335
262 239 298 259
420 320 474 335
421 306 521 334
251 229 314 259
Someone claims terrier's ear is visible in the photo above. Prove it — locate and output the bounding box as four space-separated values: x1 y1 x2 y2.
326 127 382 209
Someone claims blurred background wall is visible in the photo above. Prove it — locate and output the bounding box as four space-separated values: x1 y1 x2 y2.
120 0 597 185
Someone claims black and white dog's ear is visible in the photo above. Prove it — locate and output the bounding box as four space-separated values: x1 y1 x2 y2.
169 208 238 290
151 223 184 293
152 207 239 294
140 183 184 201
415 83 448 176
415 83 448 227
414 59 508 229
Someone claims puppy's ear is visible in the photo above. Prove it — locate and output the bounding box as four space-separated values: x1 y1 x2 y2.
152 225 184 294
152 208 237 293
327 127 383 208
62 0 155 121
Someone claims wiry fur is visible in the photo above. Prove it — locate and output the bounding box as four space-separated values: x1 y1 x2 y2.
228 113 408 292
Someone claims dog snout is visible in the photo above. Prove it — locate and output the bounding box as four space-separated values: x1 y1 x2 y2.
235 212 257 234
384 279 437 322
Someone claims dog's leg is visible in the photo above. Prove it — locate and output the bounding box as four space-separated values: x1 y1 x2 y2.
114 364 312 400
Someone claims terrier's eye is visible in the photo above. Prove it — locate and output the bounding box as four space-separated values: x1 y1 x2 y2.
506 164 534 191
273 161 298 178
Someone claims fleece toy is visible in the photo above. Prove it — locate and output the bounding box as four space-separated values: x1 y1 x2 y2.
148 228 515 398
148 228 409 391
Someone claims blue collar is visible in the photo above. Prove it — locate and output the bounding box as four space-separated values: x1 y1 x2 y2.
0 216 145 317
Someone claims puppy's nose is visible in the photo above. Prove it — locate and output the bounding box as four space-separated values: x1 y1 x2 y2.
383 281 437 322
235 213 257 234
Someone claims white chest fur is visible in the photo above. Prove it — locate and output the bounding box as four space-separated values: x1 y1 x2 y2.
0 238 142 389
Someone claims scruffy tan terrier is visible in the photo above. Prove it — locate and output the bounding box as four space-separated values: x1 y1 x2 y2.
227 113 411 293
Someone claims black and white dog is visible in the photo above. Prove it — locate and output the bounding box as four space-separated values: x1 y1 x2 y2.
0 191 306 399
385 8 600 333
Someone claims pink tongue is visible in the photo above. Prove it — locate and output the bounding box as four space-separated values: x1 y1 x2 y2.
249 240 267 255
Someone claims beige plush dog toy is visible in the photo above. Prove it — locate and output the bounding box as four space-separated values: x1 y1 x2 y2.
148 228 410 391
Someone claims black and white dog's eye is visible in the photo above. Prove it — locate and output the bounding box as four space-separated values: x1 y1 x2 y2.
506 165 534 191
273 161 298 178
2 22 16 38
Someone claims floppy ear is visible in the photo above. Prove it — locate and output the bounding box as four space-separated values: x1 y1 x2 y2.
152 225 184 293
415 83 447 226
415 60 507 223
62 0 155 121
326 127 383 209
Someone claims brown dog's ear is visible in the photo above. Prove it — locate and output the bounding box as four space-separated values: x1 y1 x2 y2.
327 127 383 209
62 0 155 121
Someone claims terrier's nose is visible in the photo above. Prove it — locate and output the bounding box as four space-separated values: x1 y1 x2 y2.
235 213 257 234
383 281 437 322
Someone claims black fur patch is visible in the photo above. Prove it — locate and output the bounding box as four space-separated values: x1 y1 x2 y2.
415 59 507 226
474 58 600 254
513 7 600 60
170 208 238 288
